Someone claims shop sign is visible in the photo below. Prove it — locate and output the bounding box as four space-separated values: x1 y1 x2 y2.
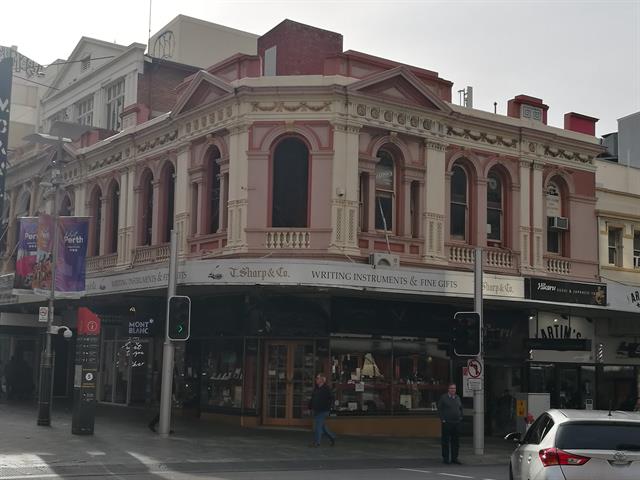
127 318 153 337
84 259 525 299
525 278 606 306
191 259 525 300
605 281 640 313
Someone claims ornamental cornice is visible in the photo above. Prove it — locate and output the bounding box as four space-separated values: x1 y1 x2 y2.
447 126 518 150
251 101 332 113
88 150 124 172
178 102 234 142
353 102 445 137
135 130 179 156
333 122 361 134
424 139 447 152
542 145 593 165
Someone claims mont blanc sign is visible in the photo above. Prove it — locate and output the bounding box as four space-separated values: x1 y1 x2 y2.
86 259 524 300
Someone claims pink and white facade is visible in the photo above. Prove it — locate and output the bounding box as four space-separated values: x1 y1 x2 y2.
2 20 617 435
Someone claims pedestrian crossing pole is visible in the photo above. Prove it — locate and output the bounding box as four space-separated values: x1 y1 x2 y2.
473 247 484 455
158 230 177 437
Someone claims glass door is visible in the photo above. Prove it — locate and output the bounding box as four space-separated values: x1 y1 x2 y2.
263 341 316 426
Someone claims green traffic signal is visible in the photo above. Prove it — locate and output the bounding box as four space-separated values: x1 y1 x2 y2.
168 296 191 341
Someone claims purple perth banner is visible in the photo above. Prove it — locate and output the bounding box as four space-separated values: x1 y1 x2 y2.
32 214 54 296
12 217 38 294
55 216 89 298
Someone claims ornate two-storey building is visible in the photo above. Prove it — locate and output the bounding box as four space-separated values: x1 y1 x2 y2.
2 19 616 435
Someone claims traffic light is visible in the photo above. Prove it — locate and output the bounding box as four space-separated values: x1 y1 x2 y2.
168 296 191 341
453 311 481 356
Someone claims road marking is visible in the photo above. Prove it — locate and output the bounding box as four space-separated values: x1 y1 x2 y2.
438 474 473 479
399 468 433 473
0 475 60 480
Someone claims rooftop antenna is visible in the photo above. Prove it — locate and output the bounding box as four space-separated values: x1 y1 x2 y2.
457 86 474 108
147 0 153 53
494 102 497 114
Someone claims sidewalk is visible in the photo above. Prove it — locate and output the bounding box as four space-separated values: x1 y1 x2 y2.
0 401 512 477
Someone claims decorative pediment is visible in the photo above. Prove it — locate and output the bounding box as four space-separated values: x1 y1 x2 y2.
172 71 234 117
347 66 452 114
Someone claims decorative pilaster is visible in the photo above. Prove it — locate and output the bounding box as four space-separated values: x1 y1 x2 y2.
174 144 190 255
119 167 136 265
99 195 108 256
329 123 361 255
422 139 447 263
531 161 545 271
225 125 249 253
519 159 533 272
151 179 162 246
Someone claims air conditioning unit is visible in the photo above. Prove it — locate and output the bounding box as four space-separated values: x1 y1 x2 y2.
549 216 569 231
369 253 400 269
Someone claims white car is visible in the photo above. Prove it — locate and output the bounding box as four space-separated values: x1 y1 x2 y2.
505 409 640 480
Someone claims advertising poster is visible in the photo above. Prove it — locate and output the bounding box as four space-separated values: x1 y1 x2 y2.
55 216 89 298
12 217 38 294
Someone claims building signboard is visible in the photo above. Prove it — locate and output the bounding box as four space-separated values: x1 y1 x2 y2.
525 278 606 306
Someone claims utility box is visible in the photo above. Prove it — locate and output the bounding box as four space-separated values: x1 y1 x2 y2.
514 393 550 434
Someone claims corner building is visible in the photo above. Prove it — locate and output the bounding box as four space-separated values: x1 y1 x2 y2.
2 20 608 436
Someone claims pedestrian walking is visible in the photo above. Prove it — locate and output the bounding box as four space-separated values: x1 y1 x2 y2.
308 373 336 447
437 382 463 464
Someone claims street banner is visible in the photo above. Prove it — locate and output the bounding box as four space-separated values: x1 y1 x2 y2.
55 216 89 298
32 214 54 296
12 217 38 294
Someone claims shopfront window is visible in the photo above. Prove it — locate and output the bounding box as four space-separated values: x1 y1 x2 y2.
201 338 253 412
330 337 448 416
597 366 637 411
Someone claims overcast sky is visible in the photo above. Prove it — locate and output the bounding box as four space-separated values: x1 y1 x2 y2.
3 0 639 136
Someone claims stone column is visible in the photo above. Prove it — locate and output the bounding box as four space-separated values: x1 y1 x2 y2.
422 140 447 263
99 195 108 256
218 164 227 233
329 123 360 255
367 170 376 233
225 125 249 252
117 168 134 265
151 179 161 246
531 161 545 271
402 178 412 238
174 145 190 255
519 160 532 271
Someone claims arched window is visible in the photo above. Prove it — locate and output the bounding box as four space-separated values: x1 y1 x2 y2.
486 170 503 243
450 165 468 240
59 194 72 216
161 162 175 243
90 186 102 257
271 137 309 228
375 149 395 231
546 180 566 255
207 148 221 234
107 180 120 254
140 169 153 246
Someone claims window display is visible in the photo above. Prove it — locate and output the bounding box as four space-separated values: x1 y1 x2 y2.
330 336 449 416
201 338 244 411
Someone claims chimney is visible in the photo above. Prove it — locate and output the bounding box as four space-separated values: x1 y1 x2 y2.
507 95 549 124
564 112 598 136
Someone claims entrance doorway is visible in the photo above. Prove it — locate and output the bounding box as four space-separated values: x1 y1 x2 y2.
262 341 318 426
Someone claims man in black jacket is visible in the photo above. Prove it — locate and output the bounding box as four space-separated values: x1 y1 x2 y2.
437 383 463 464
308 374 336 447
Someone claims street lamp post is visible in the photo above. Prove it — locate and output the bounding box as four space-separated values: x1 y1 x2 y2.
24 122 89 427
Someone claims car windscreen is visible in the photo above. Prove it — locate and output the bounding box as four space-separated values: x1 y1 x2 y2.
556 422 640 451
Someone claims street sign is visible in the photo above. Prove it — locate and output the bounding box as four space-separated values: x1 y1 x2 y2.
468 378 482 391
38 306 48 323
467 358 483 379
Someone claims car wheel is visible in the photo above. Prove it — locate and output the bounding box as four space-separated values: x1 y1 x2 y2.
508 462 514 480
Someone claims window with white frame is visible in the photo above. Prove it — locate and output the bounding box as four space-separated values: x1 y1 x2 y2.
105 78 125 131
374 149 395 232
608 227 622 266
634 231 640 268
75 95 94 126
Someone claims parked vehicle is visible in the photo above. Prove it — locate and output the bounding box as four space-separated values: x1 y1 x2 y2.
505 409 640 480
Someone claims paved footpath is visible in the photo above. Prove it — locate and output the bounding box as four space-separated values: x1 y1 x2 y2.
0 401 512 478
